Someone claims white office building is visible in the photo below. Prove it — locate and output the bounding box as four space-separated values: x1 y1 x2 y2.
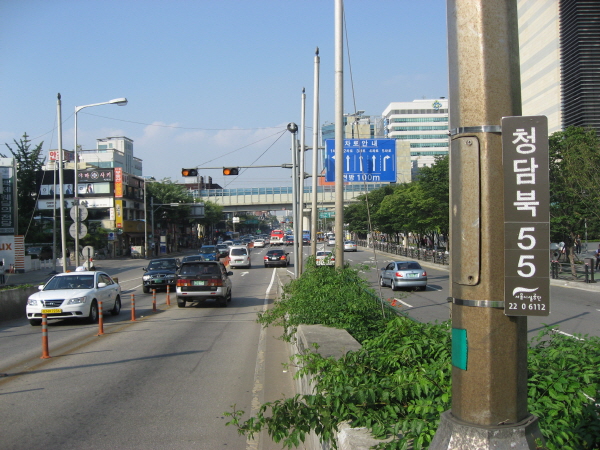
382 98 449 177
77 136 143 176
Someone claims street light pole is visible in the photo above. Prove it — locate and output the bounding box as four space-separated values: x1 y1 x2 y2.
57 94 68 272
311 47 320 257
74 97 127 267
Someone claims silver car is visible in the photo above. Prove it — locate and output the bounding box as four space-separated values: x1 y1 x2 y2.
379 261 427 291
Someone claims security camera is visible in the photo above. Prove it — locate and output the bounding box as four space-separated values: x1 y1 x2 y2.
287 122 298 133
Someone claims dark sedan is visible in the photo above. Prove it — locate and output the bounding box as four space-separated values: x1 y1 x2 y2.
263 249 289 267
142 258 180 293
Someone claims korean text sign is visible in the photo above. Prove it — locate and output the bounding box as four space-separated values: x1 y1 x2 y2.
502 116 550 316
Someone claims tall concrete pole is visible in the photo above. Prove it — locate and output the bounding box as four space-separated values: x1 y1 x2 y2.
334 0 344 268
311 47 321 257
430 0 544 447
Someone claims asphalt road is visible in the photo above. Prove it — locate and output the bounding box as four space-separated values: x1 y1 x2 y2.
0 253 294 450
341 245 600 340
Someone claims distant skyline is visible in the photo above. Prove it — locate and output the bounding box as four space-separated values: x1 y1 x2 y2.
0 0 448 188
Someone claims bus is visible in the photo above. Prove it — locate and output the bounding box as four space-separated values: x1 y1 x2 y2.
270 229 285 246
303 230 310 245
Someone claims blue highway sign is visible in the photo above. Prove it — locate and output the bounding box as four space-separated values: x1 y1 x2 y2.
325 139 396 182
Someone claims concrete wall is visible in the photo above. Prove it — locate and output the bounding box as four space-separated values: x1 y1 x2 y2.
291 324 391 450
0 286 38 322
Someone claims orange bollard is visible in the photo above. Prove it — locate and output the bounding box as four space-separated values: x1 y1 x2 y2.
166 285 171 306
97 301 105 336
130 293 137 321
152 289 157 312
40 314 51 359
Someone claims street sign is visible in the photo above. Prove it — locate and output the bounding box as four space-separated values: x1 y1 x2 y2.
70 205 88 222
319 212 334 219
502 116 550 316
69 223 88 240
325 139 396 182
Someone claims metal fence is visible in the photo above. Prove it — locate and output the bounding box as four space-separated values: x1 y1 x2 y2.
356 240 449 265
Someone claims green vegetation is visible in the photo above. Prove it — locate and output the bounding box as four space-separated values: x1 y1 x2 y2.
226 262 600 450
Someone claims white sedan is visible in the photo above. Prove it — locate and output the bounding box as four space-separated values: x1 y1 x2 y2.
26 271 121 326
316 251 335 266
253 239 266 248
343 240 357 252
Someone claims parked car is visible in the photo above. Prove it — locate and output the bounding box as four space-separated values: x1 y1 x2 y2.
215 243 230 258
142 258 180 293
26 246 53 260
181 255 205 263
198 245 219 261
316 251 335 266
343 240 357 252
26 271 121 326
229 246 251 268
176 261 233 308
264 249 289 267
327 237 336 247
253 239 266 248
379 260 427 291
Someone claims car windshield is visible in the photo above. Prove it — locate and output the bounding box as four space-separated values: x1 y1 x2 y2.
199 247 217 254
268 250 284 256
45 275 95 290
180 263 221 276
230 248 247 256
148 260 178 270
182 256 204 262
317 252 331 257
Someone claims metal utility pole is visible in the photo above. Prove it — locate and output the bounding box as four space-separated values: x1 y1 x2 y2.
311 47 321 257
430 0 544 447
287 122 299 278
334 0 344 269
56 94 68 273
298 89 306 275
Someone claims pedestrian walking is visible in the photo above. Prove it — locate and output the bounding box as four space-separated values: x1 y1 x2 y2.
595 244 600 271
575 234 582 254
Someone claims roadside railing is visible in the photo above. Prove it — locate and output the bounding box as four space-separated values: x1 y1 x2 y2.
356 240 449 266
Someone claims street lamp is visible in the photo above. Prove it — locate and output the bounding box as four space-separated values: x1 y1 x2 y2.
143 176 157 258
74 97 127 267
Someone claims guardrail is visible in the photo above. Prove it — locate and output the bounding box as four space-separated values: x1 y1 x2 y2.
357 240 449 265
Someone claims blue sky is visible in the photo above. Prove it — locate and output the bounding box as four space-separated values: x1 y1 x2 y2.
0 0 448 188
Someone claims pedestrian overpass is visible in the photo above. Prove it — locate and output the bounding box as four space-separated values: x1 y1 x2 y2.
191 184 386 213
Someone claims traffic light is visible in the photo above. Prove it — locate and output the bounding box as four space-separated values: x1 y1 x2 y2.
223 167 239 176
181 168 198 177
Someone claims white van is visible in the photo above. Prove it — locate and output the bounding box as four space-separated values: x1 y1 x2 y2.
228 246 251 269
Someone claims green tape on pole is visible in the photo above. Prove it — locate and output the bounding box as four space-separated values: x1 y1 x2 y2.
452 328 468 370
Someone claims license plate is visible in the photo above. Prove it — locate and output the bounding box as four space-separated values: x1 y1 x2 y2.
270 257 279 260
193 280 205 286
408 273 418 278
154 279 164 283
41 308 62 314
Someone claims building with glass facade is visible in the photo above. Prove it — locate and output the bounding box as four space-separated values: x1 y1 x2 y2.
381 98 449 178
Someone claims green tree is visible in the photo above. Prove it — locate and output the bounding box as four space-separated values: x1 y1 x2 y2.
146 178 193 230
415 155 449 245
2 133 45 237
344 184 398 239
549 127 600 242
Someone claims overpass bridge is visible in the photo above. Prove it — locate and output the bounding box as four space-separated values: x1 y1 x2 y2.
190 184 386 213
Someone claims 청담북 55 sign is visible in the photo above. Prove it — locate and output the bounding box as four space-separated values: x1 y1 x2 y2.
502 116 550 316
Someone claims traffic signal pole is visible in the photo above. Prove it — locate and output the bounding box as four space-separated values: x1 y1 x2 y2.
430 0 544 448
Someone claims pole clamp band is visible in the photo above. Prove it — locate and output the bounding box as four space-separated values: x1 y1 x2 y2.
447 297 505 308
449 125 502 136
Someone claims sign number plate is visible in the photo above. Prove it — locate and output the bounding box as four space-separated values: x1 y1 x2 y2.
502 116 550 316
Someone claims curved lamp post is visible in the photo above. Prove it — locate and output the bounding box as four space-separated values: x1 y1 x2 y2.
74 97 127 267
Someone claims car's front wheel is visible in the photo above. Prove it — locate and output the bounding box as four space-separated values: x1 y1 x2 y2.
29 319 42 326
142 285 150 294
111 296 121 315
87 301 99 323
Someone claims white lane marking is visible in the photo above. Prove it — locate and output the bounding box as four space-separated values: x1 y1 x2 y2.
394 298 413 308
240 272 250 276
246 268 277 450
